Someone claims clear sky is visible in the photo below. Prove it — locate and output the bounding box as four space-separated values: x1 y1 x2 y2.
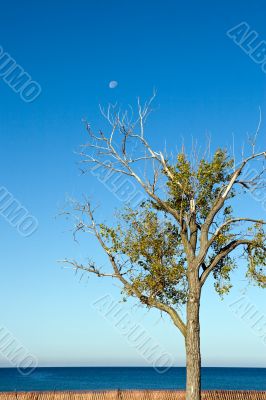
0 0 265 368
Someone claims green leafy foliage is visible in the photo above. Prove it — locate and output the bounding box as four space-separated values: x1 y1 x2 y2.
100 203 188 306
246 223 266 288
165 149 235 220
90 149 265 304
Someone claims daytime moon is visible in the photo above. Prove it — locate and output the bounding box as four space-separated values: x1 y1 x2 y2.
109 80 118 89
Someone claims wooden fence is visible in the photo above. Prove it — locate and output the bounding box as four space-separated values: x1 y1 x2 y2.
0 391 265 400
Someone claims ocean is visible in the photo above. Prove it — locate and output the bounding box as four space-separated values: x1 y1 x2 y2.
0 367 265 391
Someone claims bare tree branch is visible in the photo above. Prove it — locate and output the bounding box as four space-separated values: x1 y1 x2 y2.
198 151 266 265
209 218 266 245
65 200 187 337
200 239 256 286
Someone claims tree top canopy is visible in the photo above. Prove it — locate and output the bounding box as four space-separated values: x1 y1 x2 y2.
63 97 266 335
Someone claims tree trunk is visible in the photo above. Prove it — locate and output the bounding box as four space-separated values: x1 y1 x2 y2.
185 287 201 400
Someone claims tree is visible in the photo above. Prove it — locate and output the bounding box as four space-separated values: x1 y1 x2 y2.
64 97 266 400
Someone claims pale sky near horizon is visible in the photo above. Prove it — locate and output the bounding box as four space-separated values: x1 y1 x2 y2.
0 0 265 368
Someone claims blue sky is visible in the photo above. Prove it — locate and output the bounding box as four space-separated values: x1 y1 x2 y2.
0 0 265 368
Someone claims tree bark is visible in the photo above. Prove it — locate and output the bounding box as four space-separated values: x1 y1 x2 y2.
185 285 201 400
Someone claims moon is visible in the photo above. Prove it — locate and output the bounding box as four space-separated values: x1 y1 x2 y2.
109 80 118 89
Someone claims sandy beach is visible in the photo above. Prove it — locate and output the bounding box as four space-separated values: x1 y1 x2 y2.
0 391 266 399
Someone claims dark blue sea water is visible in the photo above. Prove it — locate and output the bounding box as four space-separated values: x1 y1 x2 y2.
0 367 265 392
